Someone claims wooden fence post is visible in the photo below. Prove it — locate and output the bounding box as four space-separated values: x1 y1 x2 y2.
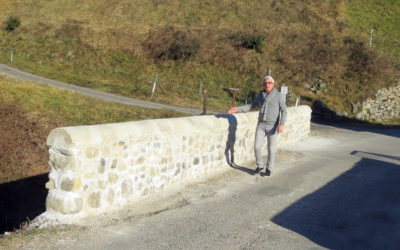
229 88 239 107
199 81 203 101
202 89 207 115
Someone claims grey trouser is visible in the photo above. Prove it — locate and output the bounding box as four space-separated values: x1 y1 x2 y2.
254 121 279 170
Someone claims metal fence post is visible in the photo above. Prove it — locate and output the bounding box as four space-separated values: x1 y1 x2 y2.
151 73 158 99
370 28 374 48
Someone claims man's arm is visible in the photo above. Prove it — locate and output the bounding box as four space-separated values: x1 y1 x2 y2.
278 93 287 134
228 92 262 114
228 104 251 114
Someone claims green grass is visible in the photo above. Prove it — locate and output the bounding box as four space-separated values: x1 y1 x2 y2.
0 74 186 126
0 0 399 117
345 0 400 58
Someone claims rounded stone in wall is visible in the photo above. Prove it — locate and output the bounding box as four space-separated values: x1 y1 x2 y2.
174 167 180 176
150 167 158 177
98 165 105 174
136 156 145 164
50 153 77 170
136 182 143 191
98 158 106 174
64 197 83 214
121 179 133 197
99 157 106 166
60 177 82 192
189 137 194 146
88 192 101 208
202 155 209 164
106 189 114 204
45 180 55 190
85 147 99 159
98 180 106 190
84 172 96 179
146 176 153 184
111 159 117 169
161 157 168 164
46 192 83 214
108 173 118 184
117 161 127 172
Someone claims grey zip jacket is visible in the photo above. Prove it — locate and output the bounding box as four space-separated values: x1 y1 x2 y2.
236 88 287 125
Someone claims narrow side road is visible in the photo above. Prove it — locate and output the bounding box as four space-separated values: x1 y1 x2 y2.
0 63 208 115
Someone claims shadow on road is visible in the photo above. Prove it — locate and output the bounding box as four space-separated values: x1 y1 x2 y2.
310 99 400 138
0 173 48 234
215 114 257 176
313 119 400 139
271 151 400 249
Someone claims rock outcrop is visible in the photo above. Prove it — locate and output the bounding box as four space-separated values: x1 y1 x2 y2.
354 80 400 122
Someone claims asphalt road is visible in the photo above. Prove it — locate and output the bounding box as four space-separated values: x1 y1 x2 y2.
30 122 399 250
0 63 207 115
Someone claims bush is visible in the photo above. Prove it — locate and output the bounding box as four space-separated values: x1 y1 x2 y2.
242 34 265 53
5 16 20 31
145 26 200 61
343 38 374 79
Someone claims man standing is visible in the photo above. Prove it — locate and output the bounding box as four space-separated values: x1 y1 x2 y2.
228 76 287 176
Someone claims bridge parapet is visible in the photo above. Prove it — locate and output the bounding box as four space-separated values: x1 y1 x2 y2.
45 105 311 218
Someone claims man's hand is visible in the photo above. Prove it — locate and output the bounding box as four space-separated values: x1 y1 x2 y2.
278 124 284 134
228 107 237 114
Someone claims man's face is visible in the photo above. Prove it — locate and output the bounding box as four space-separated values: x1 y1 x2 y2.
263 79 274 93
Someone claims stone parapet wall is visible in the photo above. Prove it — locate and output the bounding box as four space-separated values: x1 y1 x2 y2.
45 105 311 218
354 81 400 121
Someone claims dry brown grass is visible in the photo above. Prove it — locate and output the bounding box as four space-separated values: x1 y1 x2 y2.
0 104 53 183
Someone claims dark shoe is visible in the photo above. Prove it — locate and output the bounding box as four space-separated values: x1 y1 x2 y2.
265 169 271 176
255 167 264 175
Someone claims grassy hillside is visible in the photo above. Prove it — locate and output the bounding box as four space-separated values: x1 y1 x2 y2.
0 74 184 183
345 0 400 58
0 0 399 115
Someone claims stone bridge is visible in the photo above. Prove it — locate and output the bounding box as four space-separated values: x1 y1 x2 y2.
44 106 311 220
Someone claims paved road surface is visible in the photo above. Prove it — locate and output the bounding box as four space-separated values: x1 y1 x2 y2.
0 63 208 115
24 122 400 250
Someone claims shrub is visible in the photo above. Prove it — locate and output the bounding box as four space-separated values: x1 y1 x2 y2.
145 26 200 61
5 16 20 31
242 34 265 53
343 37 379 80
55 19 83 43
